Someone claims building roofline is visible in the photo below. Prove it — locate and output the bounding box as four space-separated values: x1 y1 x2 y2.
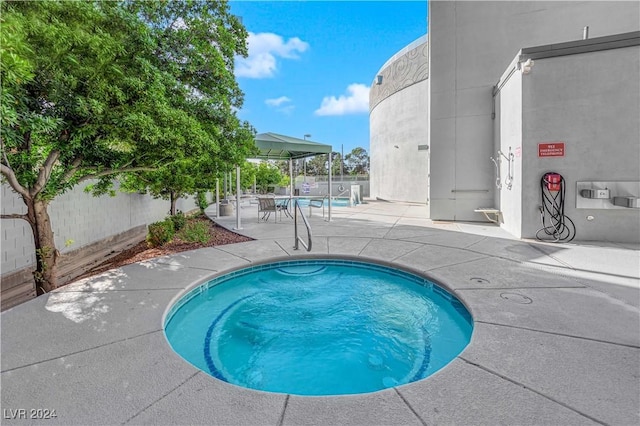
375 34 428 75
520 31 639 61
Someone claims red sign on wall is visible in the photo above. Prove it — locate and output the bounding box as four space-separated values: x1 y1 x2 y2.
538 142 565 157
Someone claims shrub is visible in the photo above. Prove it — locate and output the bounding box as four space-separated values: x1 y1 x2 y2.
147 219 175 247
170 210 186 231
196 191 209 212
180 221 210 244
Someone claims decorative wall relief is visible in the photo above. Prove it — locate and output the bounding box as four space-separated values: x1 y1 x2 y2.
369 37 429 112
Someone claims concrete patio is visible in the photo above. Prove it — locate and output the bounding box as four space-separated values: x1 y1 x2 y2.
1 199 639 425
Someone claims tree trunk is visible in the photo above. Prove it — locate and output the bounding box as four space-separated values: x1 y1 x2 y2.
170 191 177 216
26 198 59 295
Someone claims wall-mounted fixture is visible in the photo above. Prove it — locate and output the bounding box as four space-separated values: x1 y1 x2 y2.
583 26 589 40
613 196 640 208
376 75 383 85
519 58 534 74
490 156 502 189
576 181 640 209
580 188 610 199
496 147 515 190
393 145 399 149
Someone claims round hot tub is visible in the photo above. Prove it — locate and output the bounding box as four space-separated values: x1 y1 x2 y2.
164 259 473 396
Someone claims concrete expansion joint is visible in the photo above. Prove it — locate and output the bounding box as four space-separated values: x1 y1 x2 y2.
181 265 221 274
393 387 428 426
390 245 425 263
457 356 608 426
457 284 586 291
462 236 488 250
0 329 163 374
474 321 640 349
273 240 291 255
526 244 575 269
357 239 375 257
210 246 256 263
276 394 290 426
123 371 200 425
58 287 187 293
423 256 492 272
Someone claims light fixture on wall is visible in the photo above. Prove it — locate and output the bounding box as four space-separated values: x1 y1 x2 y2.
519 58 534 75
376 75 383 85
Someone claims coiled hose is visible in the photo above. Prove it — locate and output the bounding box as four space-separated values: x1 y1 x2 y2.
536 172 576 242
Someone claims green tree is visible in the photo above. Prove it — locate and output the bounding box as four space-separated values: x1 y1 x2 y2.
240 161 257 191
305 155 328 176
304 153 341 176
124 122 256 215
0 0 251 293
331 152 342 177
345 147 370 175
254 162 282 193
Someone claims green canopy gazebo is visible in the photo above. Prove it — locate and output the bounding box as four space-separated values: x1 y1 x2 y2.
228 132 334 229
254 132 332 159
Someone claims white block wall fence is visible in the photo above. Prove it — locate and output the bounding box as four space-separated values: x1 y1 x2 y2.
1 181 199 309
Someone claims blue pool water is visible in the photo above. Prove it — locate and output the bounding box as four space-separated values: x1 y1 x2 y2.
295 197 350 208
164 260 473 396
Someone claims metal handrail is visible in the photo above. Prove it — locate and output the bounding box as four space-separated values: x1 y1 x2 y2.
308 194 329 218
293 199 313 251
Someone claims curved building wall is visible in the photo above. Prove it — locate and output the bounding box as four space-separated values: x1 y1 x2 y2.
369 36 429 203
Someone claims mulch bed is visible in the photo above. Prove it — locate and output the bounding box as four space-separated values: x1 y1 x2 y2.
77 217 253 279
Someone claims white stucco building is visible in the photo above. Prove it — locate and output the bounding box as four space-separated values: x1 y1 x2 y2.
369 1 640 243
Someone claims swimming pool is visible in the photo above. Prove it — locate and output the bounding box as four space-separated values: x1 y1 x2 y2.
295 197 350 208
164 259 473 396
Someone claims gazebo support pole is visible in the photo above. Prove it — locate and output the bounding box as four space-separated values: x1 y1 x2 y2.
223 173 227 200
289 158 293 198
234 165 242 230
215 178 220 218
328 152 332 222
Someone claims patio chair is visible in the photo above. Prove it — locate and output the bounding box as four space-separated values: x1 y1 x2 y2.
258 197 278 222
276 197 293 219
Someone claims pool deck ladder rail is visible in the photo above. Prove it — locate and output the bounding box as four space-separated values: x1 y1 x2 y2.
293 199 313 251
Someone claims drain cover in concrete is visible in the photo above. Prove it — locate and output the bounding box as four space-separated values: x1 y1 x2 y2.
499 292 533 304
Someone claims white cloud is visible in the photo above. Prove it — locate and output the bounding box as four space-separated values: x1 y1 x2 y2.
265 96 292 107
265 96 295 115
314 84 370 116
277 105 295 115
236 32 309 78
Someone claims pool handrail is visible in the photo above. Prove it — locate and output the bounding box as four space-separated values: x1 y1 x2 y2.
293 199 313 252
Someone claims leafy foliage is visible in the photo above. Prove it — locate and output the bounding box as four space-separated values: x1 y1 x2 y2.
170 211 186 231
255 162 283 193
179 221 210 244
196 192 209 212
344 147 370 175
302 148 369 176
240 161 257 191
147 219 175 247
0 0 254 291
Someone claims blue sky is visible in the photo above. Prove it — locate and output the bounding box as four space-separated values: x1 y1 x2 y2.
229 0 428 156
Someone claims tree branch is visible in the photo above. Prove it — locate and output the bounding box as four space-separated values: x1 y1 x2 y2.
0 163 31 200
1 213 29 221
77 166 158 184
0 136 11 170
31 149 60 196
60 156 84 184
